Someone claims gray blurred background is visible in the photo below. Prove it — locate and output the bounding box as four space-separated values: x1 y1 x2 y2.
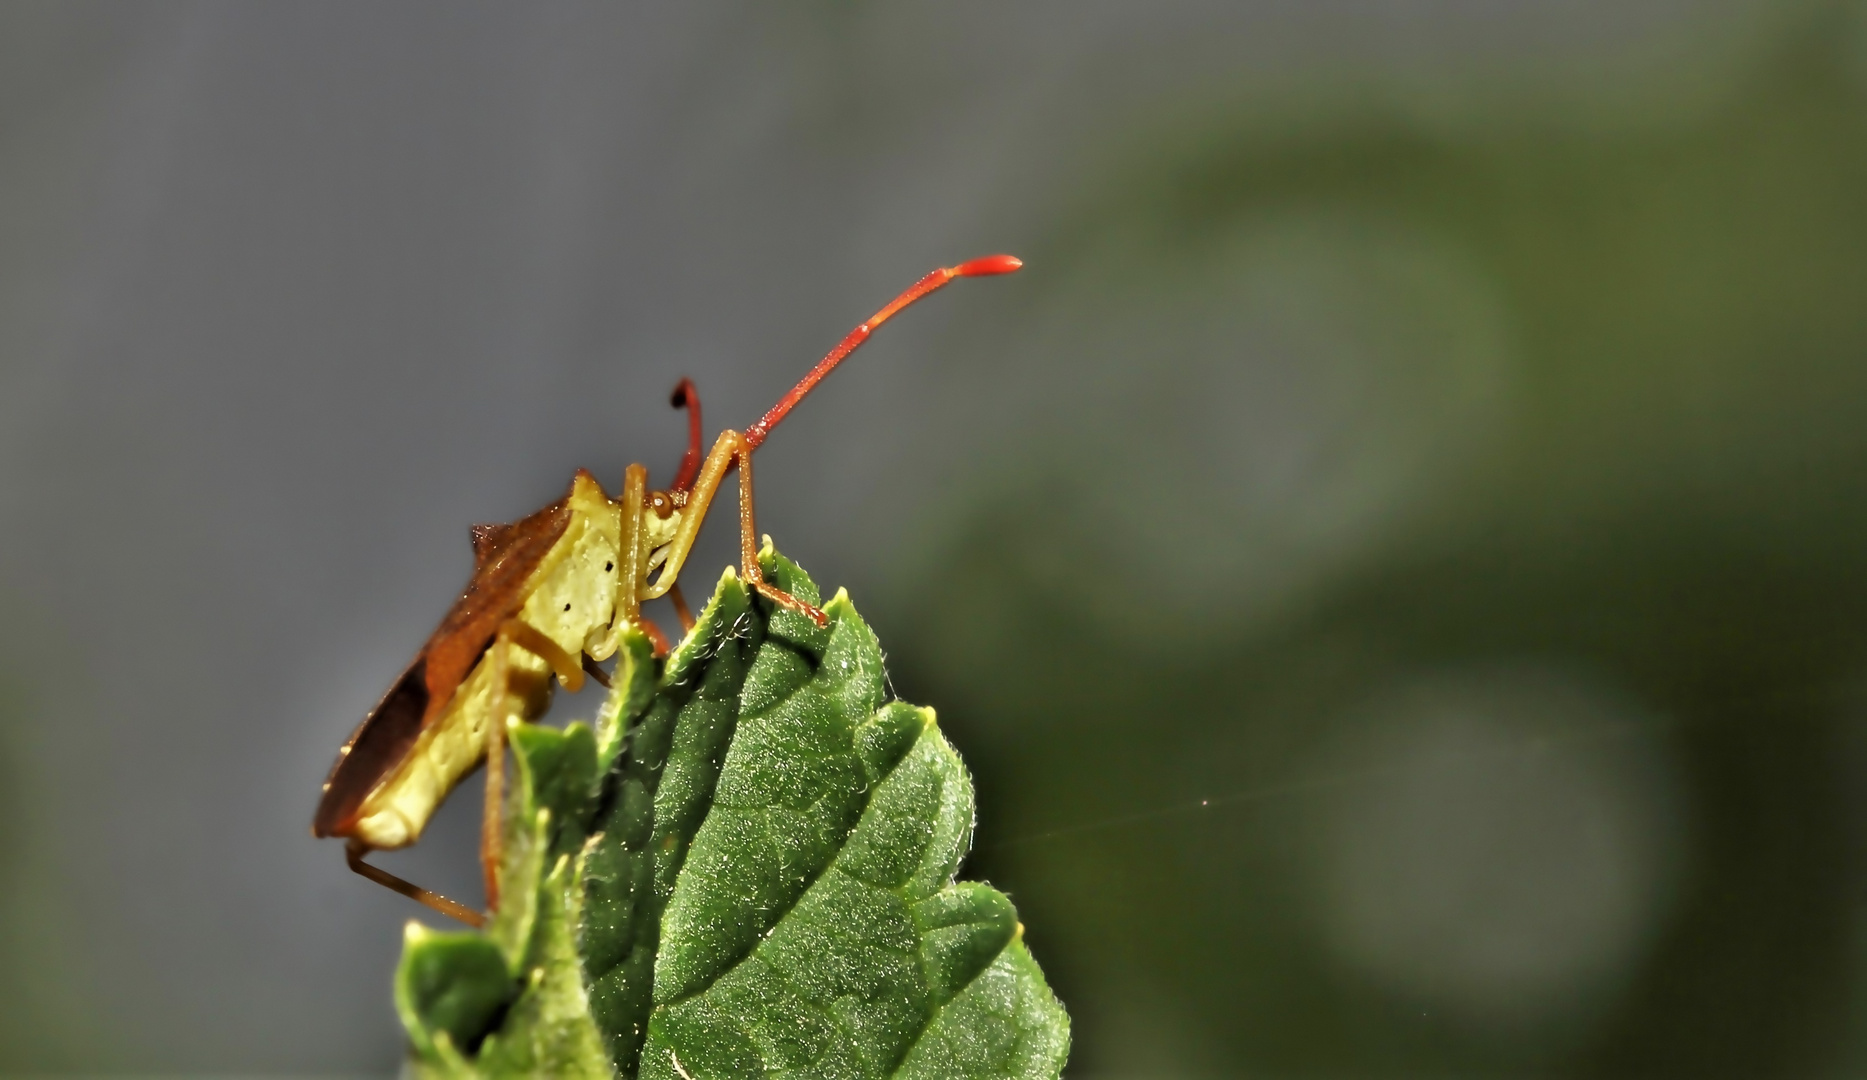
3 1 1866 1075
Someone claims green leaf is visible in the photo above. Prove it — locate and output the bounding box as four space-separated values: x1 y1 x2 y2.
394 546 1069 1078
394 926 512 1065
399 719 612 1079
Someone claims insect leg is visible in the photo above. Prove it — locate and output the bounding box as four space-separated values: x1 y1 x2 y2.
580 653 613 689
480 632 511 911
613 463 649 636
609 463 680 654
478 614 600 908
645 430 826 625
669 581 696 633
641 432 733 601
345 840 485 927
727 435 829 626
500 619 584 693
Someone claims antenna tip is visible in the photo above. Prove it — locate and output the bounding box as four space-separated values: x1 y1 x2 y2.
953 254 1023 277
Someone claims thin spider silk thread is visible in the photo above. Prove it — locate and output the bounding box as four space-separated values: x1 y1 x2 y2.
982 675 1863 853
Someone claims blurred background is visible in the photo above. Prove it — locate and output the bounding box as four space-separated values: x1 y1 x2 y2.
2 1 1866 1075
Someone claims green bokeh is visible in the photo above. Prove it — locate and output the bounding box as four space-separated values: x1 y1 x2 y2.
877 8 1867 1076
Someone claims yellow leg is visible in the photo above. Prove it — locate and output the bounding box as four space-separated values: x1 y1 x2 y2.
501 619 584 693
608 462 678 655
614 464 648 632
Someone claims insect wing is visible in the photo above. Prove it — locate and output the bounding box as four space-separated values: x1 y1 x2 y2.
312 487 576 838
312 655 429 838
421 494 574 709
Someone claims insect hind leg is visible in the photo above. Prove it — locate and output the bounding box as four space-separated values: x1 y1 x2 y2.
345 839 485 927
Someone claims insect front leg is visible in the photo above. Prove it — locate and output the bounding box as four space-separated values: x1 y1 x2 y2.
645 430 827 627
606 463 674 655
726 437 829 626
612 464 648 636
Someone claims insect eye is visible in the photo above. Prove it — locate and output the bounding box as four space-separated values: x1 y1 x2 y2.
648 491 675 520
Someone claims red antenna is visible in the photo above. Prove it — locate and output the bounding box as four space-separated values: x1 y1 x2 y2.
668 377 704 493
743 254 1022 451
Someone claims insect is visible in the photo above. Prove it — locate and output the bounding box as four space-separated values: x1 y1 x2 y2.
312 254 1022 926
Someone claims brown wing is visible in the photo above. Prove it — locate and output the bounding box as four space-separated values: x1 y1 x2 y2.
312 654 429 838
420 492 575 712
312 485 576 838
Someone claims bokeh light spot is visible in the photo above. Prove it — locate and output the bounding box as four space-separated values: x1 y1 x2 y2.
1308 665 1688 1042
